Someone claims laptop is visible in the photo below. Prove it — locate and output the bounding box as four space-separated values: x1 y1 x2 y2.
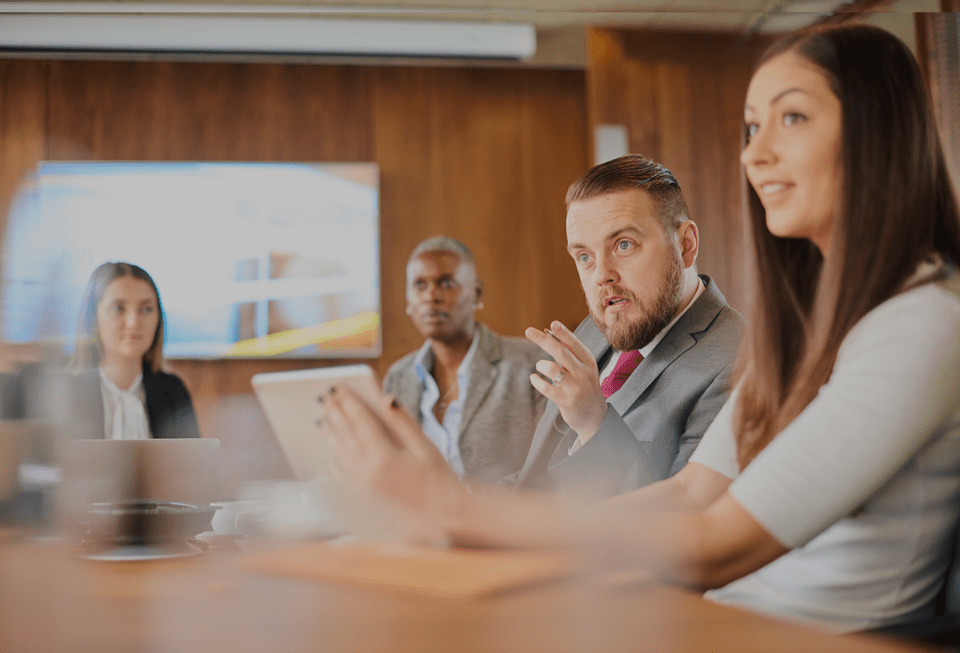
57 438 221 508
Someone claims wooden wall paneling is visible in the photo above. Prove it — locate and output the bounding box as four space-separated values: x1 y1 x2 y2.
682 62 732 301
715 61 755 309
585 29 633 159
0 61 48 372
915 12 960 196
652 60 695 197
431 69 530 336
512 70 591 335
374 66 589 370
373 66 448 369
622 58 662 161
430 69 567 339
44 61 108 160
46 61 377 163
439 68 588 339
0 61 47 247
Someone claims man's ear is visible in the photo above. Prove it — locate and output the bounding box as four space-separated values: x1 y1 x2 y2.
677 220 699 269
475 279 485 310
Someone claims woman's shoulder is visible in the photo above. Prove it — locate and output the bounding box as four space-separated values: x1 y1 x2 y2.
860 266 960 325
841 267 960 362
143 367 189 393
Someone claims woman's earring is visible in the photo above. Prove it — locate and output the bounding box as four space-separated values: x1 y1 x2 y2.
476 301 485 310
405 305 413 315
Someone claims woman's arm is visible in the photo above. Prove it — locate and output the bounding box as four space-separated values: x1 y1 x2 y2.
602 462 733 512
324 386 788 588
145 371 200 439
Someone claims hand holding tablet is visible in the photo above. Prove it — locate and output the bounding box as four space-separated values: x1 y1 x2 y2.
251 364 386 483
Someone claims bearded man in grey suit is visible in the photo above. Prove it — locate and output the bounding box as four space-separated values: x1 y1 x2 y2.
506 154 744 501
384 237 548 484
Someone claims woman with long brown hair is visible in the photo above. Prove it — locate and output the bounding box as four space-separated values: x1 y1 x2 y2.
322 22 960 632
68 261 200 440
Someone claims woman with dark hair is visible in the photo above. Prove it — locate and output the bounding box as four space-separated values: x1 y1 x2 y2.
69 261 199 440
321 23 960 632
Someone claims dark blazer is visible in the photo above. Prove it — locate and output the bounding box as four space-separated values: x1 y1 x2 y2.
68 364 201 440
384 323 548 484
505 276 744 502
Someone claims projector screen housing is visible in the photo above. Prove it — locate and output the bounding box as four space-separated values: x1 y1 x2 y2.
0 14 537 60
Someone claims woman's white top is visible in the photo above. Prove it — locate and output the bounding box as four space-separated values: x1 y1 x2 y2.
691 265 960 632
99 368 151 440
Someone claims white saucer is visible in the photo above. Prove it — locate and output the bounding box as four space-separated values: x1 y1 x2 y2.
82 540 206 561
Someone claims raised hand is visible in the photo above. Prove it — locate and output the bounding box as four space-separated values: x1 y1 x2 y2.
525 320 609 443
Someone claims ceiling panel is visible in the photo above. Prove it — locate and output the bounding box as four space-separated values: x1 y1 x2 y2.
0 0 931 68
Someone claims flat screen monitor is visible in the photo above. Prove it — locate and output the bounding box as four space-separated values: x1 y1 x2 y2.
1 161 381 359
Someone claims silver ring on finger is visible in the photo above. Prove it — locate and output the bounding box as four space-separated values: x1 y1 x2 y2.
552 367 567 385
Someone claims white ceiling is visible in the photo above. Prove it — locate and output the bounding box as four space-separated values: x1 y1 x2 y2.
0 0 937 67
0 0 861 30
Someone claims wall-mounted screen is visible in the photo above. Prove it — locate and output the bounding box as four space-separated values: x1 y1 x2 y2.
2 161 381 359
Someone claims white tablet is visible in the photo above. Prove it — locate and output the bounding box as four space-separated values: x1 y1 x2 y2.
251 364 384 483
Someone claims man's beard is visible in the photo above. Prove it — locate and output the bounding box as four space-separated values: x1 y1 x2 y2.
589 253 686 352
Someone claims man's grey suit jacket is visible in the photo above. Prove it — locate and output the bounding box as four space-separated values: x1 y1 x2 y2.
506 276 744 502
384 322 548 484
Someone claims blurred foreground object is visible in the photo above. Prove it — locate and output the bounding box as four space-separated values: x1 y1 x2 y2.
56 438 221 559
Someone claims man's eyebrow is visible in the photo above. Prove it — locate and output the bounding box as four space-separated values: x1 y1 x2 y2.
606 226 643 240
745 87 810 114
567 225 643 253
411 273 454 281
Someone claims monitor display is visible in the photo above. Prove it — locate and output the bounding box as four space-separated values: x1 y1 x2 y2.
2 161 381 359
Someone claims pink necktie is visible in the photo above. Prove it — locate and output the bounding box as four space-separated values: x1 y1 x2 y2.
600 350 644 398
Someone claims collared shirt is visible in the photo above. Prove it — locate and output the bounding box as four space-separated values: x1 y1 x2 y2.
570 277 706 455
99 368 151 440
414 332 480 477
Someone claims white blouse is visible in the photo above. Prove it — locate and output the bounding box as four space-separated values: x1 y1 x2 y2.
691 266 960 631
99 368 151 440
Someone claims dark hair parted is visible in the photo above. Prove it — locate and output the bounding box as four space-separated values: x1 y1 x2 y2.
565 154 691 232
734 23 960 468
69 262 166 374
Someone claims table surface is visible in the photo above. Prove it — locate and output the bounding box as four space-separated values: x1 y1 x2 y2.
0 534 937 653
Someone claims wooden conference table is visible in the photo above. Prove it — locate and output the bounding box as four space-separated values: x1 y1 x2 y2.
0 533 937 653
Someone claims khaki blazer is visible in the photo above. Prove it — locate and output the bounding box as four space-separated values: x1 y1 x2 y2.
384 323 548 484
